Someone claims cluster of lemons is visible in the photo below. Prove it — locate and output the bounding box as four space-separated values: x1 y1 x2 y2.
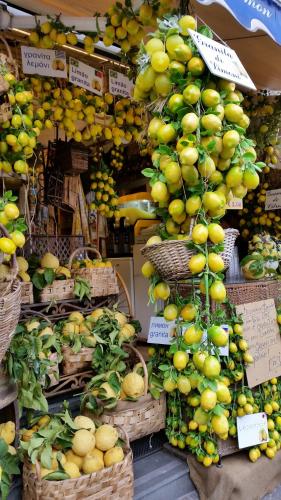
89 169 119 218
103 0 170 61
136 14 265 466
110 144 125 170
239 181 281 239
29 78 144 146
0 73 39 175
29 20 99 54
0 196 26 255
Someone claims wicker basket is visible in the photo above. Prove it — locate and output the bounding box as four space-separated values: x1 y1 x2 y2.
226 279 281 306
20 282 34 305
39 279 75 303
84 345 166 441
22 427 134 500
0 37 18 122
62 345 94 376
0 226 21 364
69 247 119 298
141 228 239 281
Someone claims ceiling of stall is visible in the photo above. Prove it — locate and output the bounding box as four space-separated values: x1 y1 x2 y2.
7 0 281 91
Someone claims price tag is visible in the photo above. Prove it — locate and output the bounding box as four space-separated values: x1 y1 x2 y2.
265 188 281 210
227 197 243 210
237 412 268 449
188 29 256 90
147 317 176 345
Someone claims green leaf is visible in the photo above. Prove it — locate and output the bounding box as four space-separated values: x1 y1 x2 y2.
32 272 46 290
40 443 52 469
142 168 156 178
44 268 56 285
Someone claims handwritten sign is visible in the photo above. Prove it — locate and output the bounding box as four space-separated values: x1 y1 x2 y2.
236 299 281 387
265 189 281 210
189 30 256 90
237 412 268 449
109 69 133 97
69 58 103 96
227 197 243 210
21 46 67 78
147 317 176 345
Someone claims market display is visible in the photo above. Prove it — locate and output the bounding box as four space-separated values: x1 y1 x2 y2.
0 1 280 499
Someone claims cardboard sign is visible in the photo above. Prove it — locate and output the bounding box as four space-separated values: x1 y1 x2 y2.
237 412 268 449
227 197 243 210
188 30 256 90
265 188 281 210
109 69 134 97
21 46 67 78
69 58 104 96
147 317 176 345
236 299 281 387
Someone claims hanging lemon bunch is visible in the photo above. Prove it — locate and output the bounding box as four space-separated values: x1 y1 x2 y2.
0 191 27 256
89 164 119 218
135 14 264 467
0 72 38 175
29 17 99 54
103 0 170 61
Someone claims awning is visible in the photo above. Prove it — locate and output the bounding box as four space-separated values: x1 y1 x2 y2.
196 0 281 46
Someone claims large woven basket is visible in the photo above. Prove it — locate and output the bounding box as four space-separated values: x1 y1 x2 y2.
62 345 94 375
225 279 281 306
20 282 34 305
39 279 75 303
83 345 166 441
22 427 134 500
69 247 119 298
0 225 21 364
141 228 239 281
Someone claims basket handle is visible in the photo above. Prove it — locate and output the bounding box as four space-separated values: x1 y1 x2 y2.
0 36 19 80
68 246 102 268
124 344 148 397
35 460 41 480
115 424 130 450
0 223 18 280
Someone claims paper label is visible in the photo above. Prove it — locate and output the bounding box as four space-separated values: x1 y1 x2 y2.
237 412 268 449
21 46 67 78
147 317 176 345
265 189 281 210
109 69 134 97
236 299 281 387
189 29 256 90
227 197 243 210
69 58 104 95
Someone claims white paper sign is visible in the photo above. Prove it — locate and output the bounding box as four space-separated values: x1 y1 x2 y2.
237 412 268 449
109 69 134 97
147 317 176 345
265 189 281 210
69 58 104 95
227 197 243 210
21 46 67 78
188 30 256 91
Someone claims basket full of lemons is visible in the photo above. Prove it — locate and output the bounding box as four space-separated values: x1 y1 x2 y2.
69 247 119 298
21 410 134 500
82 343 166 442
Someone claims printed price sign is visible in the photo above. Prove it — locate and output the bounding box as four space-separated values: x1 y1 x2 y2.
147 317 176 345
21 46 67 78
237 412 268 449
265 188 281 210
69 58 103 95
236 299 281 387
109 69 134 97
227 197 243 210
189 30 256 90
